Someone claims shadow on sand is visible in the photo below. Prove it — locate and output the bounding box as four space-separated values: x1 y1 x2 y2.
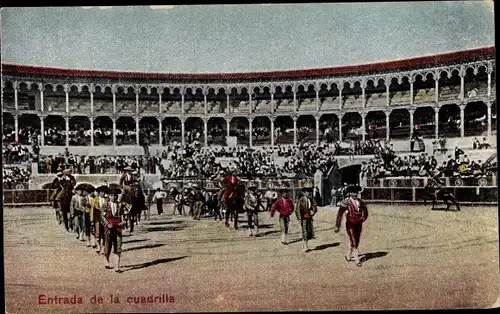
121 256 188 272
122 239 149 245
123 243 166 252
360 251 389 263
311 242 340 251
145 225 187 232
142 220 184 226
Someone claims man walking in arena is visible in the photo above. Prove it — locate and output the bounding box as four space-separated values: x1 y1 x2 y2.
192 184 204 220
152 188 165 215
101 190 125 273
295 185 317 252
270 185 294 245
334 185 368 267
244 185 259 236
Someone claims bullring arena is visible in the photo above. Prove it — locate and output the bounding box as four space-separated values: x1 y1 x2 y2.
4 202 499 312
2 4 499 313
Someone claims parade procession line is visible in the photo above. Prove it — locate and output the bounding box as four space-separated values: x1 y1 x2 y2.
3 204 499 312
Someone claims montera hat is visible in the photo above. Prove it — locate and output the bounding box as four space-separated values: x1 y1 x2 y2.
123 166 133 171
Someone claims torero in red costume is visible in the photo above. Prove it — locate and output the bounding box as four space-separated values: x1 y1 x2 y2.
334 185 368 267
222 175 239 201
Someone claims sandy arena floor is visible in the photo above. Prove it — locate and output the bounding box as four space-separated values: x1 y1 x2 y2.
3 203 500 313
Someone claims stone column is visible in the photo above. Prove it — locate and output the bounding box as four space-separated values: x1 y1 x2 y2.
181 118 185 146
361 113 366 142
14 115 19 142
65 85 69 113
158 118 163 146
14 82 18 111
39 84 44 112
488 71 492 99
40 117 45 146
271 118 275 147
112 118 117 146
181 93 185 115
460 104 465 138
338 87 343 110
460 72 465 101
487 102 492 136
361 85 366 108
410 80 414 105
434 107 439 139
204 119 208 147
90 89 94 113
271 90 274 113
293 117 297 146
409 109 414 138
249 118 253 147
90 118 94 146
65 116 69 147
249 90 253 113
226 94 230 114
315 116 320 146
226 119 230 139
385 111 390 142
386 83 390 106
204 93 208 116
159 93 162 114
435 77 439 103
315 88 320 112
136 118 140 145
112 87 116 114
293 89 297 113
135 91 139 114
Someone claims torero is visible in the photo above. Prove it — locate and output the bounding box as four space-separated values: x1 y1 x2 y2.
334 185 368 267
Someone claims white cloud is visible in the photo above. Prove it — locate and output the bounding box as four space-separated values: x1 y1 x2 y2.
80 6 113 10
150 5 174 10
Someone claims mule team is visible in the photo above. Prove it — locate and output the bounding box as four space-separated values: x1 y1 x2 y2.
49 167 371 272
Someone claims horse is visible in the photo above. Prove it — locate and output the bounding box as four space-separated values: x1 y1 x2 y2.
224 183 246 229
122 183 146 234
423 183 460 211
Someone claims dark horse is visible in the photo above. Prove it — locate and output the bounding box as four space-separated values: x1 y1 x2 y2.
423 182 460 211
224 183 246 229
123 183 147 234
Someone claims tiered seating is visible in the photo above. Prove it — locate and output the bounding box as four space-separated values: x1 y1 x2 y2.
365 92 386 108
438 85 460 101
116 100 136 113
275 99 293 112
93 100 113 113
232 101 251 114
254 100 271 113
69 99 91 113
139 100 159 113
44 98 65 112
320 97 338 110
163 100 182 113
342 95 362 110
413 88 435 103
389 90 411 105
297 98 315 111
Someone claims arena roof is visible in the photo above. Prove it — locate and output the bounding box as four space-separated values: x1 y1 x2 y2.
1 46 495 82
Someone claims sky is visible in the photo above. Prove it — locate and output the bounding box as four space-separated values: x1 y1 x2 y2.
0 2 495 74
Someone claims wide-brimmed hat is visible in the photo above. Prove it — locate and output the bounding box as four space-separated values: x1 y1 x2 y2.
123 166 133 172
248 185 257 191
62 169 72 175
301 187 314 192
346 185 362 194
96 185 109 193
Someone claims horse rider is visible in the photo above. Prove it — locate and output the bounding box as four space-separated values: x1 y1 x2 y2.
270 185 295 245
244 185 259 237
295 185 317 252
334 185 369 267
222 174 240 204
118 166 134 203
192 184 205 220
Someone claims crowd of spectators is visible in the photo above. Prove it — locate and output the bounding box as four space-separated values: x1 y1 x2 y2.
2 142 33 164
38 154 162 175
360 144 494 181
3 166 31 190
